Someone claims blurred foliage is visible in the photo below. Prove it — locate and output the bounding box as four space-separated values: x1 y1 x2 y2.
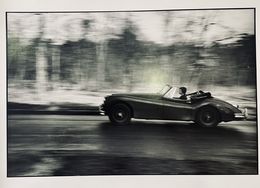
8 37 36 81
108 24 144 60
59 39 97 84
8 21 256 92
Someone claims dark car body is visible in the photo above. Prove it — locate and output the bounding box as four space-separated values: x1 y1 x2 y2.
100 85 247 127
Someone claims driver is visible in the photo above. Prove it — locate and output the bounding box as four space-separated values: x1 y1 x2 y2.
179 87 187 100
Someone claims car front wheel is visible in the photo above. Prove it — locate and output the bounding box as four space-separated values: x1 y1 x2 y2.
196 106 220 127
108 103 132 125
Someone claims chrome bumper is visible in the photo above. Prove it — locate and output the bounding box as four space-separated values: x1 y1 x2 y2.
99 104 105 115
234 108 248 120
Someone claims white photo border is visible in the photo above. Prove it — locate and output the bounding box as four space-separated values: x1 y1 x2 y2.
0 0 259 188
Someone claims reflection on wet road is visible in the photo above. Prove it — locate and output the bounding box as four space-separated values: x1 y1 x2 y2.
8 115 258 176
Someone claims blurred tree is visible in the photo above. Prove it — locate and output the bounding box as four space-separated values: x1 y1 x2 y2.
211 34 256 86
8 37 24 80
82 18 106 90
82 19 91 37
51 44 60 86
80 19 95 89
60 40 96 85
34 13 48 98
107 19 142 90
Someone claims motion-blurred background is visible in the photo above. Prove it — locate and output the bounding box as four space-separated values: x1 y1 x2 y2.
7 9 256 115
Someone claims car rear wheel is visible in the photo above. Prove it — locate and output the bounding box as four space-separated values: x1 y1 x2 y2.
196 106 220 127
108 103 132 125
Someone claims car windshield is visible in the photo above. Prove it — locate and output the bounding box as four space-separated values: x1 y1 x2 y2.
163 86 181 99
158 85 182 98
158 85 172 95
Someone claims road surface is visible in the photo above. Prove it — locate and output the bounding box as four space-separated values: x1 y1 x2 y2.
7 115 258 176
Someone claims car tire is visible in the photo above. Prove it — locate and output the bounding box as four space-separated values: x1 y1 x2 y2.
195 106 220 127
108 103 132 125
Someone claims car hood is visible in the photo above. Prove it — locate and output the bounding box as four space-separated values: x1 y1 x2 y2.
110 93 162 100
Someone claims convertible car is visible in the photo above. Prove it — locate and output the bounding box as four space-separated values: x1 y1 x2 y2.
100 85 247 127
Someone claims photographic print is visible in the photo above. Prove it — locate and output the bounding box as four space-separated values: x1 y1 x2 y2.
7 9 257 176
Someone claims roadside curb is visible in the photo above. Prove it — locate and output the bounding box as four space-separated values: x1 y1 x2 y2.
8 102 101 115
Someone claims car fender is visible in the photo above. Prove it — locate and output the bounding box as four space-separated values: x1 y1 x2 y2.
103 97 134 115
193 99 238 122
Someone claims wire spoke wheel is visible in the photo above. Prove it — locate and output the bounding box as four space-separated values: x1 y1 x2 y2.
109 103 131 125
196 106 220 127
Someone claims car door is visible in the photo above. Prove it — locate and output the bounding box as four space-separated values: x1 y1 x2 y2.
162 97 193 121
131 97 164 119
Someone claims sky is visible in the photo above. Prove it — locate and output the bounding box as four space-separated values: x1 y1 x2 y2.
7 9 254 46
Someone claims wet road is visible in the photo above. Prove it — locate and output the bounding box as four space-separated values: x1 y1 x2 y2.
7 115 258 176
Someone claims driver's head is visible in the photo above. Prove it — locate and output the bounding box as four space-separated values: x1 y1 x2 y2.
179 87 187 95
